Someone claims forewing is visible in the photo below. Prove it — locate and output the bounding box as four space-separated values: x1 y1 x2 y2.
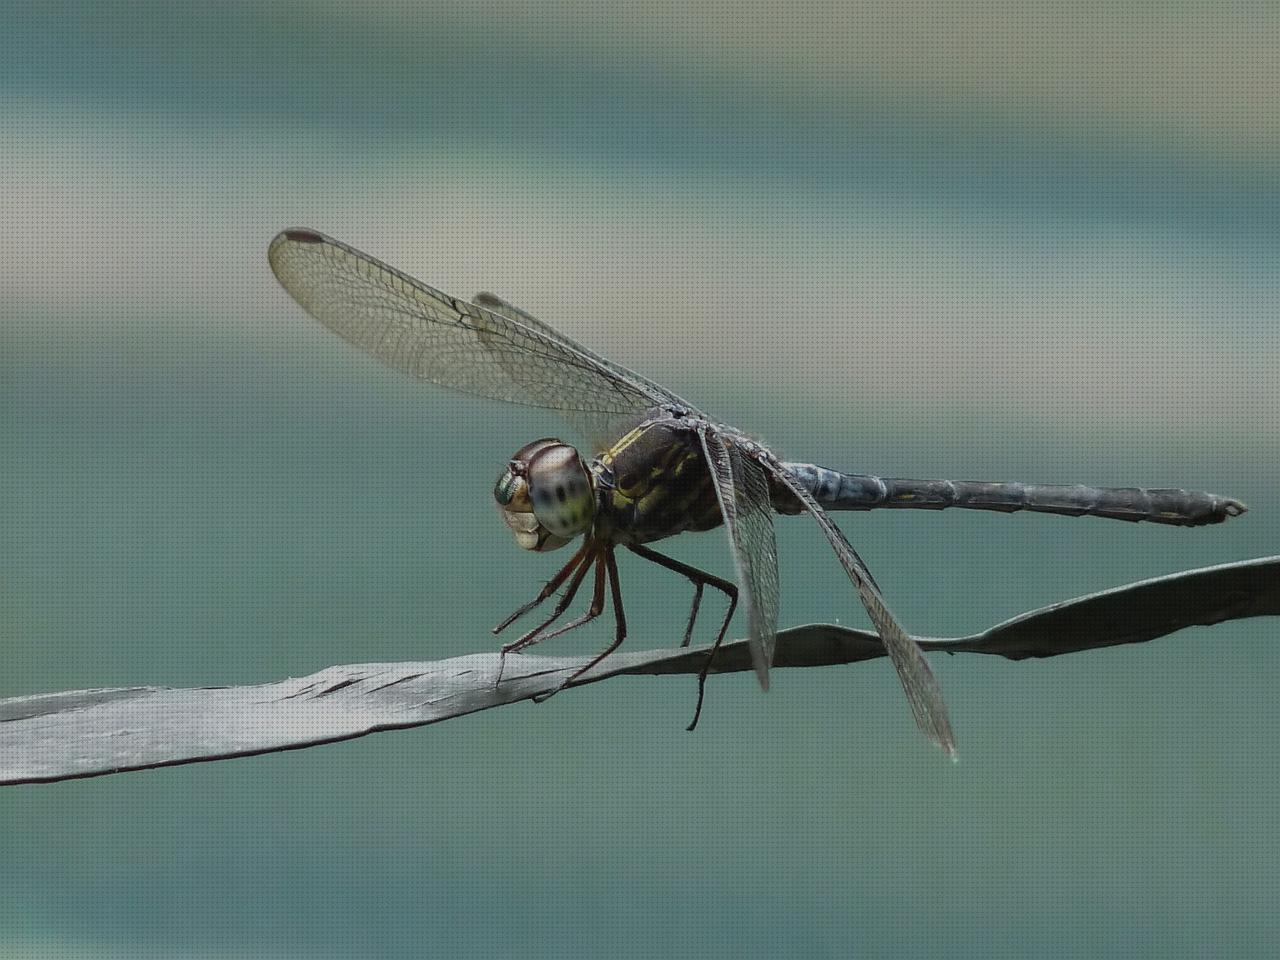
698 429 781 690
473 291 693 414
769 464 957 757
268 230 683 442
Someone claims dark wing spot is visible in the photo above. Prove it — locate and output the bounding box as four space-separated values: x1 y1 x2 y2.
283 229 325 243
556 485 567 502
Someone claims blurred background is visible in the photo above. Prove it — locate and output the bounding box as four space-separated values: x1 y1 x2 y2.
2 2 1277 957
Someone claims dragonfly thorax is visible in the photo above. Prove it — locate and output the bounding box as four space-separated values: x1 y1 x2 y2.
493 438 596 552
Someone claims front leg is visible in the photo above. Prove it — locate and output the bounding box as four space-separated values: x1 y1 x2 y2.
496 544 596 686
530 557 609 704
538 548 629 699
493 540 592 635
501 545 597 657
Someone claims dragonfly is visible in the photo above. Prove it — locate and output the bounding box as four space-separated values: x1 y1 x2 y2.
268 229 1246 756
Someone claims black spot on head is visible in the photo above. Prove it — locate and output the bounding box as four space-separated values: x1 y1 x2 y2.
556 485 567 502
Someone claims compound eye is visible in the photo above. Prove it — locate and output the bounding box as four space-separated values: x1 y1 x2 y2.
527 444 595 539
494 439 560 510
493 467 529 509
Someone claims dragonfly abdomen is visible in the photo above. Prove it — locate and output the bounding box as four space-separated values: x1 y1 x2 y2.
782 463 1246 527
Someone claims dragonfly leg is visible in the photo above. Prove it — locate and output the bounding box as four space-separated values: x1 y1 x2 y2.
496 544 596 685
682 583 705 648
625 544 737 644
492 540 592 635
530 558 609 704
625 543 738 729
685 594 739 732
536 548 629 701
531 557 607 646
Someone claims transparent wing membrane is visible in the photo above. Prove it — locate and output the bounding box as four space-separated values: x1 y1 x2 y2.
699 430 781 690
769 464 957 757
269 230 692 445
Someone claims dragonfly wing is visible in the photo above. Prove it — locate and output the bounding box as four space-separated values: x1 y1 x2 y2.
473 292 693 415
470 290 699 449
698 428 781 690
768 463 957 757
268 230 691 443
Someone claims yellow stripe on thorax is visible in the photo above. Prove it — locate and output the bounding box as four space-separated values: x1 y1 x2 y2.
597 423 649 469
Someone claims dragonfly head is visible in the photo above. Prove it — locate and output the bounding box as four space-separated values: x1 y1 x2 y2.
493 439 596 552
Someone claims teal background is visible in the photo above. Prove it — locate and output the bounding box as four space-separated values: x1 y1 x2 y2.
2 3 1277 957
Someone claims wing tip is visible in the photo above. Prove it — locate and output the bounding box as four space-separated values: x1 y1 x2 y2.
747 639 772 691
930 721 959 761
268 228 327 265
